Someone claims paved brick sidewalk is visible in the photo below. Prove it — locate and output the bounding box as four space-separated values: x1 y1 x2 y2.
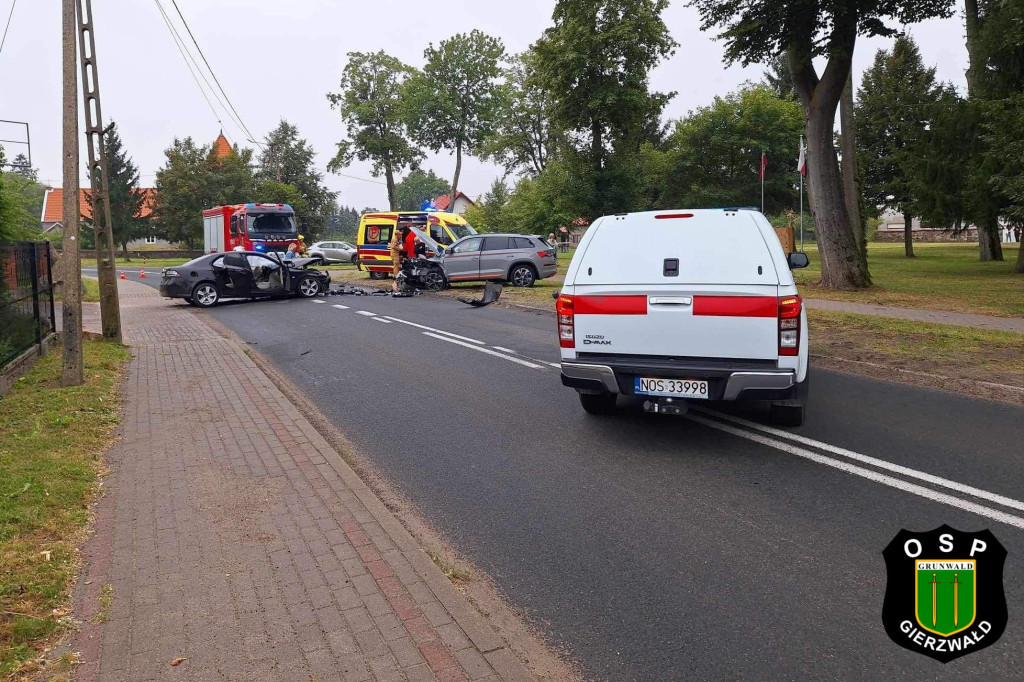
70 279 533 682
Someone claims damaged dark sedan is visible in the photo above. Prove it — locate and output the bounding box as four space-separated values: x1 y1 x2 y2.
159 251 331 307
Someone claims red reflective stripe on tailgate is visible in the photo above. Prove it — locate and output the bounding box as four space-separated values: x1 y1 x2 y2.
575 296 647 315
692 296 777 317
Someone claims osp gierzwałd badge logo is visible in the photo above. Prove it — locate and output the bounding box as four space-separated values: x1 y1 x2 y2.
882 525 1007 663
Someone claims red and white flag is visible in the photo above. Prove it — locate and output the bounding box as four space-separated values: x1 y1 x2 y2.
797 139 807 176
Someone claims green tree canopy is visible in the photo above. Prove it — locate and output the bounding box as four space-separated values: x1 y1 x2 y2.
394 169 450 211
403 30 506 210
535 0 676 219
652 85 804 214
327 51 423 210
0 147 44 242
481 49 558 178
84 122 150 257
0 146 38 242
258 120 337 240
152 138 256 249
856 36 941 256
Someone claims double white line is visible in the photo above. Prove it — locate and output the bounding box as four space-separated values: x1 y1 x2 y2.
688 408 1024 530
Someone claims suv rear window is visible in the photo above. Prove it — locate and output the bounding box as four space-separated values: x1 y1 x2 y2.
511 237 535 250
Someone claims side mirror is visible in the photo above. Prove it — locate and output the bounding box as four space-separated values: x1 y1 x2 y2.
788 252 810 269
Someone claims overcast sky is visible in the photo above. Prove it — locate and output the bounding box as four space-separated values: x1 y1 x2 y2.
0 1 969 210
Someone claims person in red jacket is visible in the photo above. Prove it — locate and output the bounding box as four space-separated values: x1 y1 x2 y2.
404 227 419 259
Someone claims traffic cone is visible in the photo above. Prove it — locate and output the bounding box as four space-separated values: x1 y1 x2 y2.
139 269 146 279
120 270 125 280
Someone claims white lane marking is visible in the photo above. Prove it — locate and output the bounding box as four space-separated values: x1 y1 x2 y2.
355 310 377 317
332 304 350 310
685 414 1024 530
381 316 484 345
546 362 561 369
422 332 545 369
312 300 327 304
696 408 1024 514
493 346 516 354
373 317 393 324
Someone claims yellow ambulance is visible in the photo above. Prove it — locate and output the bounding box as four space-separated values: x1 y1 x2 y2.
356 211 477 278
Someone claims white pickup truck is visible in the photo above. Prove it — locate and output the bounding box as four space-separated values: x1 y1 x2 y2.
557 209 810 426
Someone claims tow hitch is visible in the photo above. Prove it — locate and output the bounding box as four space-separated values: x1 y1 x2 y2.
642 398 689 416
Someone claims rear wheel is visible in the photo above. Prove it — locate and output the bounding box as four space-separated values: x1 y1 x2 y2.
191 282 219 308
769 403 805 427
350 254 359 264
578 391 617 415
509 264 537 287
297 276 321 298
369 271 388 280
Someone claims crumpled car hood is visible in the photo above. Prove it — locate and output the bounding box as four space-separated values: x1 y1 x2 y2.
288 257 321 269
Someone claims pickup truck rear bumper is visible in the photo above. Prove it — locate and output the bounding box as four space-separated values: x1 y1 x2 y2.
561 358 799 402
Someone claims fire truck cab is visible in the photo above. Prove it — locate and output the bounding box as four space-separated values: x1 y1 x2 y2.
203 204 301 254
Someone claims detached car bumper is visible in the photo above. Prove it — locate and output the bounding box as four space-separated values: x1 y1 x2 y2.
561 357 799 401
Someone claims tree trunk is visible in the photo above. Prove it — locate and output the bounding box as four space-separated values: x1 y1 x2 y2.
903 213 915 258
964 0 983 97
790 40 871 290
122 242 130 261
963 0 1004 263
978 216 1004 261
450 140 463 212
1013 234 1024 273
840 73 865 261
384 162 397 211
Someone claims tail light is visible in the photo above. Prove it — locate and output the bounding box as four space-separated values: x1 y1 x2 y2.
163 269 181 278
556 295 575 348
778 295 802 356
537 250 554 258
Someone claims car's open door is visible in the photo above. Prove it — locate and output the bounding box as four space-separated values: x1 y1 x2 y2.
217 252 252 298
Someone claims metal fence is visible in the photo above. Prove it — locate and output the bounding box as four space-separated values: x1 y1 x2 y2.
0 242 56 369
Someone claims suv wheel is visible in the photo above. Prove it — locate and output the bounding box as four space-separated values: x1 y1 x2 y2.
423 267 447 291
509 264 537 287
769 403 805 427
578 391 617 415
191 282 219 308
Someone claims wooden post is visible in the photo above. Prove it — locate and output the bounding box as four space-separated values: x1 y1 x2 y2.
61 0 83 386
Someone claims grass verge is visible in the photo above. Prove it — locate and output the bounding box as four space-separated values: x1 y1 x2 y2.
0 340 130 677
809 310 1024 397
795 243 1023 317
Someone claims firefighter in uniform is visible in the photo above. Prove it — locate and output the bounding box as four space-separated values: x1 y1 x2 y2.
389 225 409 291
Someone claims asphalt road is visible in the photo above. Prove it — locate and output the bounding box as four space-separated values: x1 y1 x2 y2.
123 273 1024 680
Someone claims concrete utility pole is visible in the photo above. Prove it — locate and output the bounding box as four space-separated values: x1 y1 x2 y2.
61 0 83 386
77 0 122 342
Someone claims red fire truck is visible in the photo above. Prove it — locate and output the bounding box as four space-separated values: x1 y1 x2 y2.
202 204 302 254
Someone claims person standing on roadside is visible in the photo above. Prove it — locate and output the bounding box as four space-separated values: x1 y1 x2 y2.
389 225 409 291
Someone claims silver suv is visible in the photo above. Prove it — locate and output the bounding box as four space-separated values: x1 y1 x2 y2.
440 233 558 287
308 241 357 264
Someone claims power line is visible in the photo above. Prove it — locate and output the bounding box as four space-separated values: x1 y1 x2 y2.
0 0 17 58
169 0 263 149
152 0 229 139
153 0 248 142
